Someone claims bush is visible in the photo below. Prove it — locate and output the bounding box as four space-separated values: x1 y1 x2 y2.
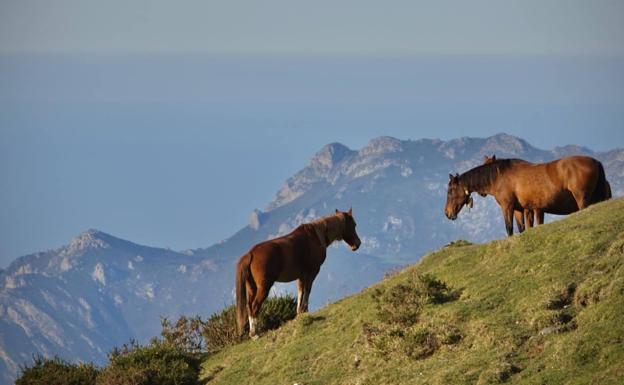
445 239 473 248
96 340 201 385
372 284 423 327
364 272 462 359
371 273 460 328
16 355 99 385
202 294 296 351
161 315 205 353
256 294 297 332
201 305 240 353
414 273 461 305
163 294 297 354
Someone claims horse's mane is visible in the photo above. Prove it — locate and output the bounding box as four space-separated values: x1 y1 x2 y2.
306 215 345 248
460 159 513 192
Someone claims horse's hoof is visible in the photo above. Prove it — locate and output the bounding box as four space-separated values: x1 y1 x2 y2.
251 334 259 340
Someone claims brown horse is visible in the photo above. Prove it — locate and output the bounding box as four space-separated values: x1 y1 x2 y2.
482 155 541 232
236 208 361 337
445 155 611 236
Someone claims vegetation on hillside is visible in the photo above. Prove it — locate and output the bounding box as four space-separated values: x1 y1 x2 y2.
200 198 624 385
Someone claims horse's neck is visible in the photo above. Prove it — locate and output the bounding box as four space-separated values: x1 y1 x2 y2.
311 217 343 249
462 170 496 196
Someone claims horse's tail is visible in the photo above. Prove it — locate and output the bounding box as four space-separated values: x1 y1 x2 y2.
236 252 252 336
592 160 611 203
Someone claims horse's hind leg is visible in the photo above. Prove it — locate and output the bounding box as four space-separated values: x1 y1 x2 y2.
535 210 544 225
571 190 590 210
249 282 271 337
245 280 257 336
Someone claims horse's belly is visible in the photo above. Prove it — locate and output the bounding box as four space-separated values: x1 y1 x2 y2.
542 191 578 214
276 267 301 282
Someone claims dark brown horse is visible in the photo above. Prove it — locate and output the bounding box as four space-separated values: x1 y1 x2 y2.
445 155 611 236
236 208 361 337
482 155 540 232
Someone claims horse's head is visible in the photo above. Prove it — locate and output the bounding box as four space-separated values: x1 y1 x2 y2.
445 173 473 220
336 208 361 251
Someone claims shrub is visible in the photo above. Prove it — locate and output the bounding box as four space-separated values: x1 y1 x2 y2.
372 284 423 327
201 305 240 353
364 273 462 359
445 239 473 248
161 315 205 353
203 294 296 351
96 340 201 385
257 294 297 332
16 355 99 385
414 273 461 304
162 294 297 354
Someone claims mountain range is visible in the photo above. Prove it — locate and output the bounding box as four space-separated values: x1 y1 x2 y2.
1 133 622 384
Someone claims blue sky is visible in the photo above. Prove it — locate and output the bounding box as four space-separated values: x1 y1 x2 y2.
0 2 623 266
2 0 623 55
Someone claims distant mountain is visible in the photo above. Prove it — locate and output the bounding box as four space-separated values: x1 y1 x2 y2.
1 134 622 384
194 133 623 263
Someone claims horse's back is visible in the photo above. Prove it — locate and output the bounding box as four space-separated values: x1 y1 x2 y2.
247 225 322 283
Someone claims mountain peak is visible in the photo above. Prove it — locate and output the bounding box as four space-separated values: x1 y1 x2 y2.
480 133 531 156
360 136 403 156
308 142 354 171
63 229 112 255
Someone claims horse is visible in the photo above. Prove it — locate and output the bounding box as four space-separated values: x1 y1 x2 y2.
482 155 540 232
445 155 611 236
235 208 361 337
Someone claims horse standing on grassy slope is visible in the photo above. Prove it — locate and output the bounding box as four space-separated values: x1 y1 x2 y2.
445 155 612 236
236 208 361 337
482 155 541 232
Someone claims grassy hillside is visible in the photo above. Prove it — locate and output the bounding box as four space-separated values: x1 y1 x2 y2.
200 198 624 385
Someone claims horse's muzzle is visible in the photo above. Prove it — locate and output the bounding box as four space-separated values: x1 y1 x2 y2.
350 239 361 251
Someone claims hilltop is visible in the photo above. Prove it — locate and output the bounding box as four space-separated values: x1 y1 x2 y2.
200 198 624 385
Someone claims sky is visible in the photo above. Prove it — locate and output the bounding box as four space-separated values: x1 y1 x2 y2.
1 0 624 55
0 1 623 267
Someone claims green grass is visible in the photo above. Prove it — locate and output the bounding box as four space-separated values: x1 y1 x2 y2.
200 198 624 385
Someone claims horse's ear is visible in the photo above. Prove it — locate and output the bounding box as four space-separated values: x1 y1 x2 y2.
449 173 454 181
492 154 496 161
335 209 340 215
348 207 352 216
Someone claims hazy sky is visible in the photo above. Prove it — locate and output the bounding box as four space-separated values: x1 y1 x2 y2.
0 1 623 267
1 0 624 55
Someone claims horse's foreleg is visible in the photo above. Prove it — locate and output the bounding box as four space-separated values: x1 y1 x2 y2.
514 210 525 233
296 279 305 315
501 204 514 236
300 270 319 314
